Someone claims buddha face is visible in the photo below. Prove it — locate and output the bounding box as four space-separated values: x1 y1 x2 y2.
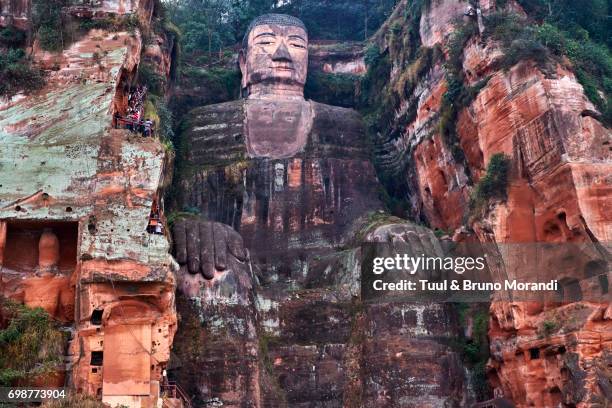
240 23 308 93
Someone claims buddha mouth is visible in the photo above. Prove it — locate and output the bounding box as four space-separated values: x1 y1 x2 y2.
272 65 295 72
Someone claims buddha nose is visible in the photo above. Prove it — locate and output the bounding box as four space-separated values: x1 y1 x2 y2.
272 42 292 62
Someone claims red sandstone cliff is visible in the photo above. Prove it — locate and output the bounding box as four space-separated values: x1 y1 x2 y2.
0 1 180 406
1 0 610 406
368 0 611 405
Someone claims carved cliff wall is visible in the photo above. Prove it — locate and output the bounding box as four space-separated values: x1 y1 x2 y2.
0 1 178 407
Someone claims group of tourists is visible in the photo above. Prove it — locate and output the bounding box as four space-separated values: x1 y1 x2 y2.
146 202 165 235
114 85 155 137
116 112 155 137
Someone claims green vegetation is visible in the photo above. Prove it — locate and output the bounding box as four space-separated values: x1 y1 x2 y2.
257 332 287 404
438 19 480 164
149 0 182 82
357 0 441 216
438 0 612 172
162 0 396 123
136 2 183 152
0 299 67 386
469 153 511 215
484 6 612 125
473 153 511 202
165 0 396 60
483 12 550 69
541 319 558 337
515 0 609 48
139 63 167 96
539 24 612 124
140 92 172 151
142 93 176 151
434 228 452 238
353 211 405 244
0 49 46 99
0 25 26 48
455 303 492 401
180 66 241 99
305 72 358 108
165 209 201 227
0 8 45 98
78 14 140 34
32 0 67 51
32 0 141 52
41 394 108 408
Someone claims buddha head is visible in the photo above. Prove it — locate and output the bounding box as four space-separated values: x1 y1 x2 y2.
239 14 309 96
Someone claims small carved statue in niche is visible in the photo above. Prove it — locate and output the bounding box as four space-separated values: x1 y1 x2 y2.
38 228 60 273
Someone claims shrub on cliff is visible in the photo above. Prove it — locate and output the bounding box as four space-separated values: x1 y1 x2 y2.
0 299 67 386
0 25 26 48
484 10 612 125
0 49 46 99
484 12 551 69
138 63 167 95
144 95 176 151
455 303 493 401
438 18 483 165
536 24 612 124
474 153 511 202
305 72 358 108
78 14 140 34
515 0 610 48
41 394 107 408
32 0 67 51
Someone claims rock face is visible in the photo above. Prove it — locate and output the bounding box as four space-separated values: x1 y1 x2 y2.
365 0 611 406
0 2 177 407
309 41 367 75
488 301 612 407
1 0 609 406
0 0 29 30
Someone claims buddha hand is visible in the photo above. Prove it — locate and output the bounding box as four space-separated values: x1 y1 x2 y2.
172 216 248 280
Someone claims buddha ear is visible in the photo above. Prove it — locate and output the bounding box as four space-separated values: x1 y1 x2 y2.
239 49 248 90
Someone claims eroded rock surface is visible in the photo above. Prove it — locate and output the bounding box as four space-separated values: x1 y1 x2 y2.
367 0 611 406
0 2 177 407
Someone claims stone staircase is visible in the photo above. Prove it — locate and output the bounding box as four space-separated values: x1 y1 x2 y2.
161 382 192 408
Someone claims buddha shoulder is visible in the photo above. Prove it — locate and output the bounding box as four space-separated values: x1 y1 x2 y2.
307 101 369 157
186 100 245 137
183 100 247 166
182 99 368 163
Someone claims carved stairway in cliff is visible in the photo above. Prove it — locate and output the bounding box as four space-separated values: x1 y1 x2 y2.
161 381 192 408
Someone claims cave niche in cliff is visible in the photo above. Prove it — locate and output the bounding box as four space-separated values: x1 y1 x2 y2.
91 308 103 325
2 220 78 274
556 278 583 303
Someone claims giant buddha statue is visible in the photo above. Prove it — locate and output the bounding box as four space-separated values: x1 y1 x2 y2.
174 14 383 279
170 14 464 407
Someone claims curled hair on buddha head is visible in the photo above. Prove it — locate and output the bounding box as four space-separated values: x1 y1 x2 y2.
242 13 307 49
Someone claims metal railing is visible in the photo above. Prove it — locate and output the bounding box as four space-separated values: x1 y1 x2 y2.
114 117 156 137
161 381 193 408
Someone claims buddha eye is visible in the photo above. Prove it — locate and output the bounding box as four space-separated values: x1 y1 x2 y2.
258 41 274 45
292 43 306 49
